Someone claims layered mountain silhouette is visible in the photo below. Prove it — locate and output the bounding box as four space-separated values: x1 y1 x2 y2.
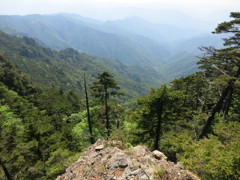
0 13 224 95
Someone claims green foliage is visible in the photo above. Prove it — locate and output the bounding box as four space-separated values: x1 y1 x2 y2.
71 107 105 146
0 31 162 100
91 72 123 137
45 149 81 178
0 12 240 180
0 56 82 179
0 55 37 96
134 85 190 150
91 72 123 101
121 13 240 179
180 121 240 180
0 14 170 66
112 109 143 145
154 166 167 178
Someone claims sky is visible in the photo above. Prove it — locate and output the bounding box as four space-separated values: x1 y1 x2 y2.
0 0 239 25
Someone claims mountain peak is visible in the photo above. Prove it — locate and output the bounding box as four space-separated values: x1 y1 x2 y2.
57 140 199 180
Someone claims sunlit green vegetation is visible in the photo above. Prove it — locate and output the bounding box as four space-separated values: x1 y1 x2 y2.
0 12 240 180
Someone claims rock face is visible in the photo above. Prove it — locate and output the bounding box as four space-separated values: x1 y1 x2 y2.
152 150 167 161
57 140 199 180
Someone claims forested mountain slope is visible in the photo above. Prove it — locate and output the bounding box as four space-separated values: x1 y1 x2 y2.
0 14 224 80
0 55 85 179
0 31 164 98
0 12 240 180
0 14 169 65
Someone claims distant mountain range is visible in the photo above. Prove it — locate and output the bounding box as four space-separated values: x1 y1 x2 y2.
0 14 223 63
0 31 167 99
0 14 170 65
0 13 225 96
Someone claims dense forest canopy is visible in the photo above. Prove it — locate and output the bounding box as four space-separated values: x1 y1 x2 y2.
0 30 156 100
0 13 208 84
0 12 240 180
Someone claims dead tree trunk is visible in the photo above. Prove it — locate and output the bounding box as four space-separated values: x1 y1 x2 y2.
154 103 164 150
198 67 240 139
223 88 234 117
84 75 94 144
0 158 12 180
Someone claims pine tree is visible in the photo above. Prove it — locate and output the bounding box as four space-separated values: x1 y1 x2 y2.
198 12 240 139
137 85 171 150
91 72 123 137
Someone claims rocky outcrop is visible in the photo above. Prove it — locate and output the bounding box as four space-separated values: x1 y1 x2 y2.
57 140 199 180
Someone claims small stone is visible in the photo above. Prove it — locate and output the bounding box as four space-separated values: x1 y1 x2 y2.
152 150 167 160
127 159 134 169
133 146 147 156
139 174 148 180
123 166 131 177
107 152 128 169
57 140 198 180
130 168 142 176
95 145 104 151
130 168 145 178
176 161 184 170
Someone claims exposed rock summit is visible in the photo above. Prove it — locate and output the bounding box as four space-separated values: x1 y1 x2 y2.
57 140 199 180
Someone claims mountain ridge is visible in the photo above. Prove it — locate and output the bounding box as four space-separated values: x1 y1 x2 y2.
0 14 169 65
57 140 199 180
0 31 165 98
0 13 224 95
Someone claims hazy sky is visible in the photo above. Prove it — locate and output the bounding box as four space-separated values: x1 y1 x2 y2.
1 0 239 23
